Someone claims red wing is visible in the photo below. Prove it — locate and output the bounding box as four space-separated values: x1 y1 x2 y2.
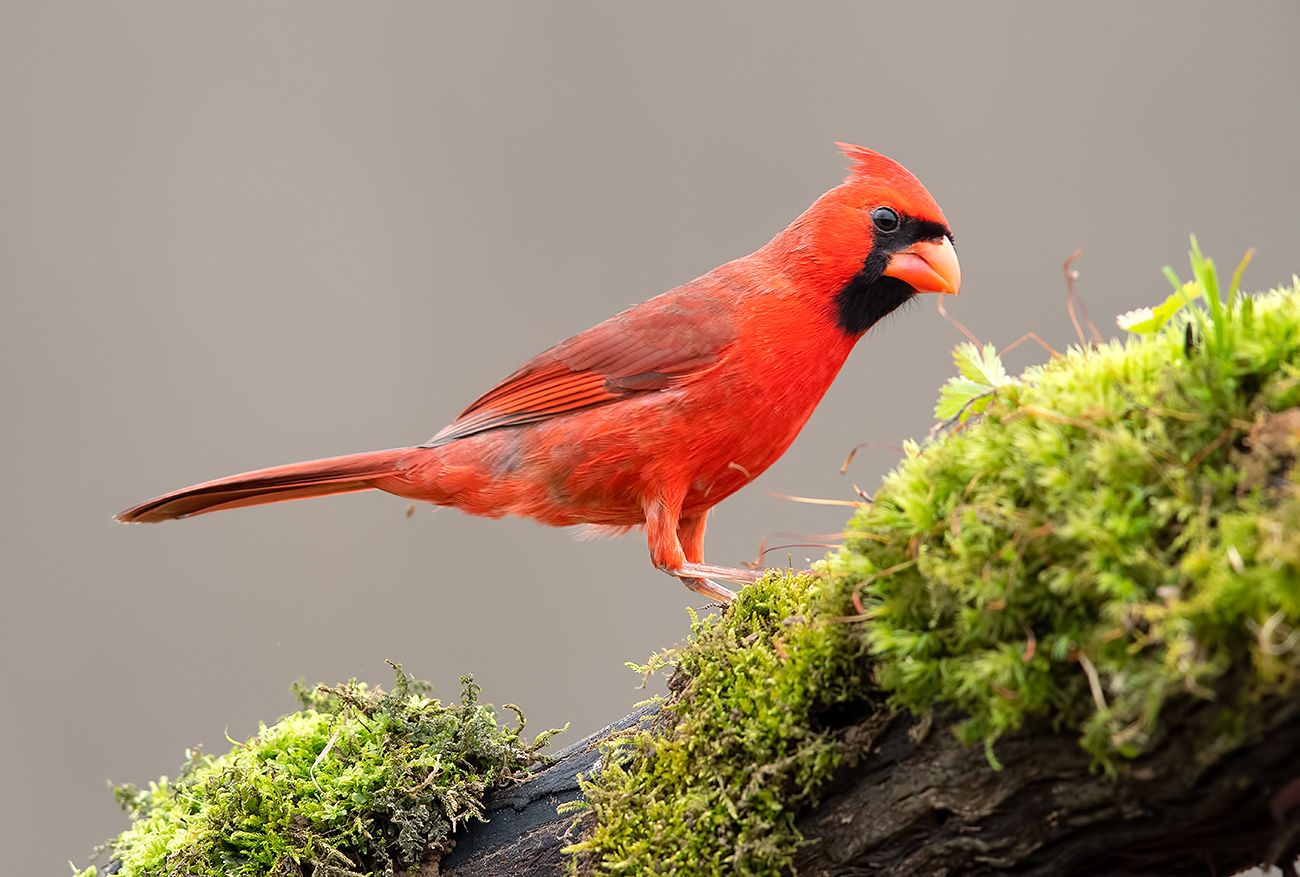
424 289 736 446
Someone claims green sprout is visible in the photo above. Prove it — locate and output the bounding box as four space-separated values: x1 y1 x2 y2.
1120 236 1255 340
934 341 1016 424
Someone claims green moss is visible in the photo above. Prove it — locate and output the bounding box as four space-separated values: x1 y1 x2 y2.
838 272 1300 762
568 572 865 876
574 255 1300 873
79 665 559 877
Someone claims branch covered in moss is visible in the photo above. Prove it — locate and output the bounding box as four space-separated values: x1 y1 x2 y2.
568 266 1300 874
424 679 1300 876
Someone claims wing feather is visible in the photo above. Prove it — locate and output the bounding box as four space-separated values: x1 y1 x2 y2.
424 288 737 446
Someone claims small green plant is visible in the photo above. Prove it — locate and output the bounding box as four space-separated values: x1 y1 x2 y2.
934 341 1016 424
76 665 561 877
1118 237 1254 339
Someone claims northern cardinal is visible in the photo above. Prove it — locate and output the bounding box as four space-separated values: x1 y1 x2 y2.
118 144 959 602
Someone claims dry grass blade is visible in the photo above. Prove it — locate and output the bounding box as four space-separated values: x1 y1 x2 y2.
1000 331 1061 359
937 294 983 347
1063 250 1104 347
840 441 904 475
768 491 868 509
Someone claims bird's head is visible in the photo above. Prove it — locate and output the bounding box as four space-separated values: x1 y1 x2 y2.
770 143 960 335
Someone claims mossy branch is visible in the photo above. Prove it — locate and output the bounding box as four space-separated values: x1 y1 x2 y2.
429 678 1300 876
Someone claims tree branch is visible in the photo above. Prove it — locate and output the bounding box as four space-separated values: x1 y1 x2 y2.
435 694 1300 876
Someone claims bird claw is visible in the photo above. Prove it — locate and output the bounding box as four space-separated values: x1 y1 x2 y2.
669 563 770 603
679 576 737 604
677 562 765 585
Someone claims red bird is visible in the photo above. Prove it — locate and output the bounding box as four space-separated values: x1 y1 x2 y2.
118 144 959 603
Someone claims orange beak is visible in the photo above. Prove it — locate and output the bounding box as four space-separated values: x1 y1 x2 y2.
883 236 961 296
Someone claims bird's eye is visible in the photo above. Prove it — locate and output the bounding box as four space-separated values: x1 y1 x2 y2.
871 207 900 233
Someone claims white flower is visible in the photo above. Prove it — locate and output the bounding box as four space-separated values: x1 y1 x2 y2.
1116 307 1155 331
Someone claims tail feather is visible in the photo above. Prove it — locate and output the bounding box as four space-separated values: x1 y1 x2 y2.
116 448 413 523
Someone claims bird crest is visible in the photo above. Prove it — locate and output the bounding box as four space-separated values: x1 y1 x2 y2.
836 141 915 187
835 141 947 227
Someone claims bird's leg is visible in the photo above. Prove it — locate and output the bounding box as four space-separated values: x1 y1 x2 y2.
674 511 767 585
674 512 739 602
646 502 736 604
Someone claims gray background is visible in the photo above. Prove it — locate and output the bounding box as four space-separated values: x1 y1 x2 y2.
3 2 1298 872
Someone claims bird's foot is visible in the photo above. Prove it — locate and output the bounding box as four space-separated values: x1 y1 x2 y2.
679 576 737 604
677 562 765 585
660 563 766 604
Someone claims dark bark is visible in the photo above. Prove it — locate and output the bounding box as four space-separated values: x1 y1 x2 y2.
436 706 657 877
435 695 1300 877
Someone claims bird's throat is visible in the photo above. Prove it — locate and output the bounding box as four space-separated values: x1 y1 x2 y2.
834 272 916 336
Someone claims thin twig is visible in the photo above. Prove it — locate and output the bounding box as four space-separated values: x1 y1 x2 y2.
927 390 996 440
753 542 844 564
311 726 342 795
772 636 789 660
1076 651 1108 713
1000 331 1061 360
1008 404 1100 432
840 441 905 474
827 560 917 624
1022 627 1037 663
1063 250 1104 347
768 491 868 509
937 295 982 347
1185 424 1239 471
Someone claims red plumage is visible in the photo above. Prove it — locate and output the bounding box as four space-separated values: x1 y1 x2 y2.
118 144 960 602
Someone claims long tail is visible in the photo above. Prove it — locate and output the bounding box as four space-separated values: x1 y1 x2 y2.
116 448 414 523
